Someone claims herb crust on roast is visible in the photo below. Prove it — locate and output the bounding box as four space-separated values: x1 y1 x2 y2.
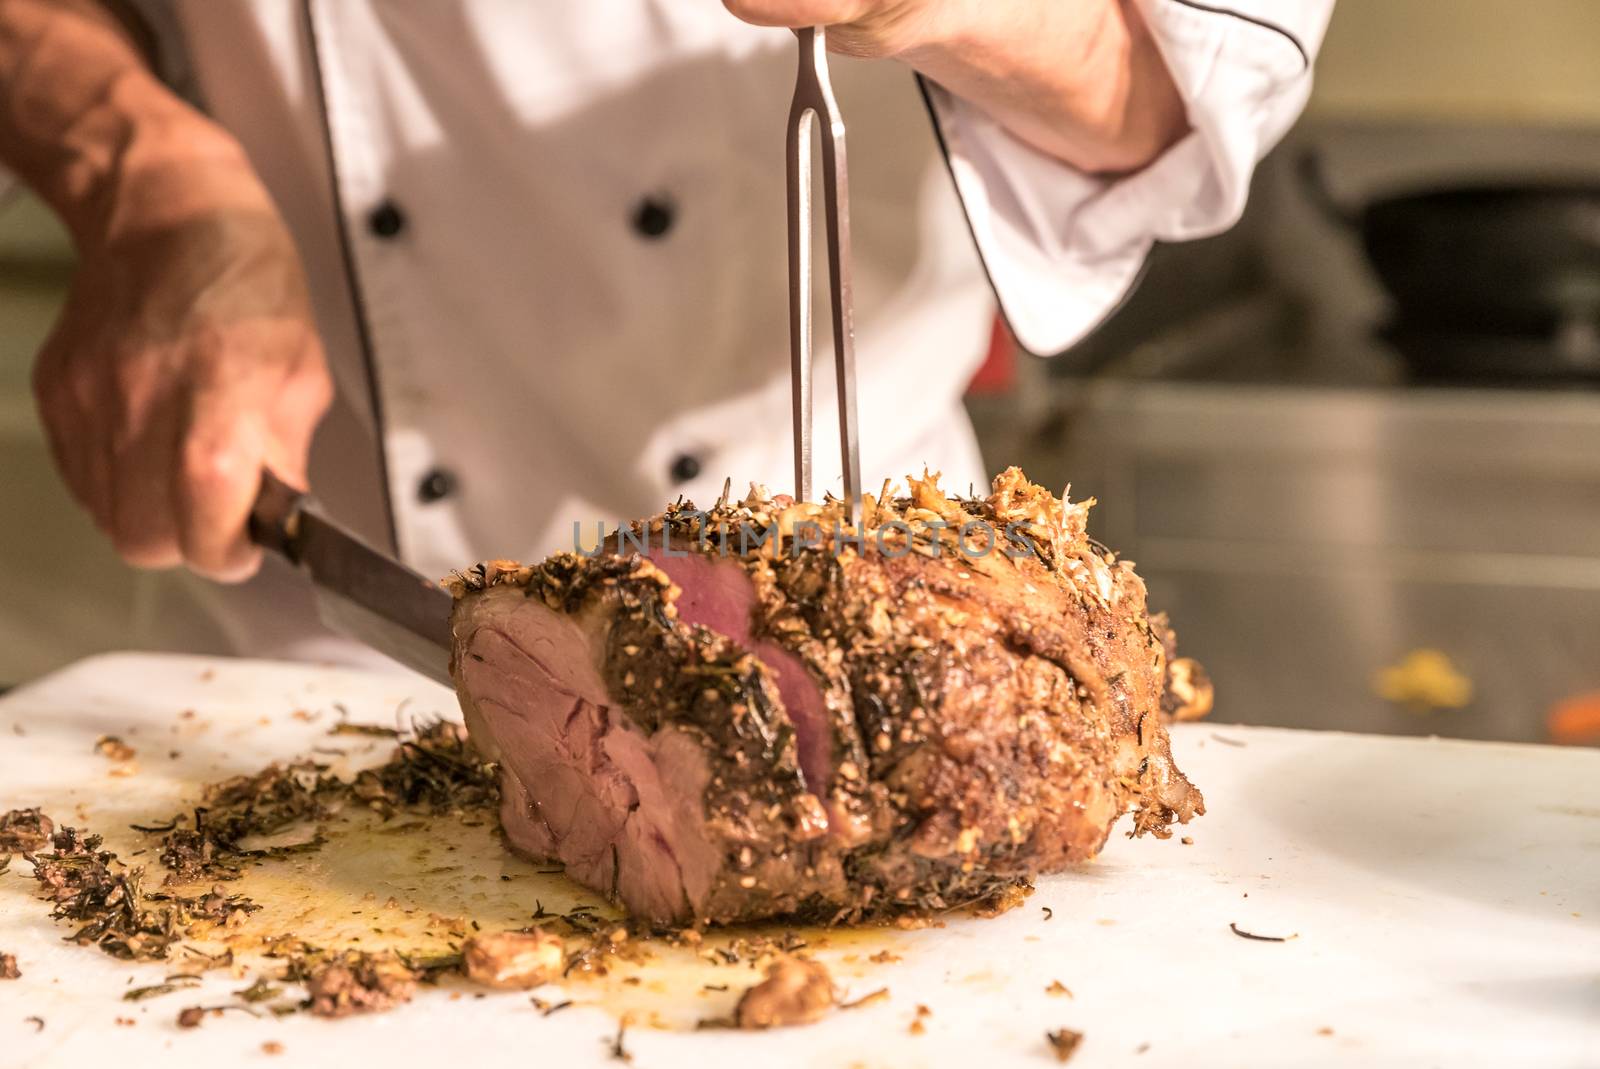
445 467 1207 926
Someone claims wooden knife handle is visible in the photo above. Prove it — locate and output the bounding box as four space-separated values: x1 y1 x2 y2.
248 468 308 564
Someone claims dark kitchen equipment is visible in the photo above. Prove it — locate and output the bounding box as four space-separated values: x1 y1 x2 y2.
1299 153 1600 377
1381 323 1600 385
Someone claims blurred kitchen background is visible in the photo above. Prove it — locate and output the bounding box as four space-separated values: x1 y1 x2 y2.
3 1 1598 745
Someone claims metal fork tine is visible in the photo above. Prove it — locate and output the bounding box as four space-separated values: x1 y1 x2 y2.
786 54 815 506
786 26 862 526
818 84 860 526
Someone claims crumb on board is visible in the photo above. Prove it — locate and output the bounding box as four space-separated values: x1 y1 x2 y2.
95 736 136 762
735 957 836 1029
306 952 417 1018
839 987 890 1011
1 807 54 852
1046 1028 1085 1062
461 929 565 990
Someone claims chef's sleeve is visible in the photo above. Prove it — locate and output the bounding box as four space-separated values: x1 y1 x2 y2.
921 0 1333 356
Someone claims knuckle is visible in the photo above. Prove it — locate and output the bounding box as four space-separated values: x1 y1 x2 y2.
111 359 158 415
288 361 336 419
108 426 141 462
108 405 147 459
308 363 336 405
181 436 253 492
115 534 182 569
189 546 262 585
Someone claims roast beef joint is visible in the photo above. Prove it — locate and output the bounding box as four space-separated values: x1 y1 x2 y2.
446 468 1209 927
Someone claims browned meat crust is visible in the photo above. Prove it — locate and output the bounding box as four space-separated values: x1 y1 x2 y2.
447 468 1205 926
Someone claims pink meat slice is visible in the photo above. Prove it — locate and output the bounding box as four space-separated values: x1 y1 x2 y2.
457 593 721 921
645 549 833 795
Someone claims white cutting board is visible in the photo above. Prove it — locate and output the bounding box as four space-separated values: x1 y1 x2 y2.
0 653 1596 1068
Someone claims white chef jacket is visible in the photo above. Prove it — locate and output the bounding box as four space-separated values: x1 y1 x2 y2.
100 0 1331 664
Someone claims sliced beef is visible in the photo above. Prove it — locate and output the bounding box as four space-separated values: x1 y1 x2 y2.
447 468 1205 926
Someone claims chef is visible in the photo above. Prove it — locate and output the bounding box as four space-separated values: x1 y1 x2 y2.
0 0 1331 664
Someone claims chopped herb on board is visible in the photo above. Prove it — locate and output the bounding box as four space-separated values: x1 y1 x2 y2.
1229 922 1298 942
123 980 200 1002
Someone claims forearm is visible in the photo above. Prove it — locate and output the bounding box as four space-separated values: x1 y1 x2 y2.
0 0 252 247
729 0 1188 175
901 0 1187 175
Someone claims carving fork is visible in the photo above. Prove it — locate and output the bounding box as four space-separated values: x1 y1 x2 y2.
786 26 862 526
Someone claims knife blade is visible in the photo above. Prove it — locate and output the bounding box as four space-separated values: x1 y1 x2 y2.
248 469 454 687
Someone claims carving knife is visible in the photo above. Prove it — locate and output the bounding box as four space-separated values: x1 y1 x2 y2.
248 469 454 686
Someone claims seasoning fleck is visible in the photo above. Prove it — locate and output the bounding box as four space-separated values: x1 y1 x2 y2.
608 1018 633 1062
